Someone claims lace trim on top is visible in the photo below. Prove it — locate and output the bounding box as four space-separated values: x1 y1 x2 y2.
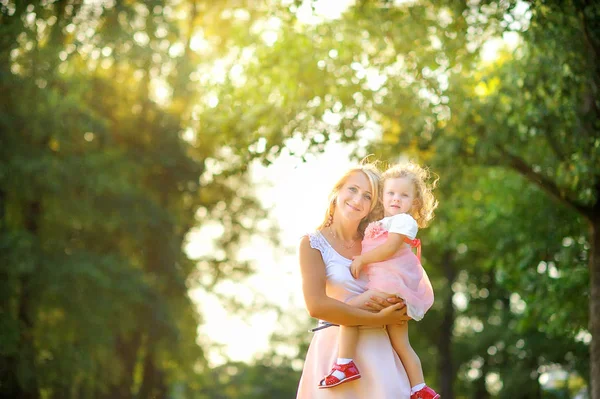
307 231 328 254
308 231 352 261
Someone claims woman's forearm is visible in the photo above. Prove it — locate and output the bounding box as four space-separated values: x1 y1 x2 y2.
308 294 409 326
346 290 402 312
307 295 382 326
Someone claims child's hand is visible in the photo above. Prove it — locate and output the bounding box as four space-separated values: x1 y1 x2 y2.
350 256 364 279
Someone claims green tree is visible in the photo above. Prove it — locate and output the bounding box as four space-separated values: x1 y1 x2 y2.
2 0 598 397
200 0 598 396
0 1 280 397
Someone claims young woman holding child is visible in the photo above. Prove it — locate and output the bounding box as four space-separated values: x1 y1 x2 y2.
296 160 440 399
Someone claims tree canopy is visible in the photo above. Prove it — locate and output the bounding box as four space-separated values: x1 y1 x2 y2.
1 0 598 398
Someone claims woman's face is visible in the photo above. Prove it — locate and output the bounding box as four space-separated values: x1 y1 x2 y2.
335 172 373 223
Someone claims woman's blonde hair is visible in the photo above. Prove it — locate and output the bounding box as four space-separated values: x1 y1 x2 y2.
318 161 384 237
383 161 439 228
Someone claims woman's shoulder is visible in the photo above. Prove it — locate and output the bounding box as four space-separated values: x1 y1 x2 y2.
300 231 328 253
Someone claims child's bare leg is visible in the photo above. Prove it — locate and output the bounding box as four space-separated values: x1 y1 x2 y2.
387 323 424 386
338 325 359 359
318 325 361 388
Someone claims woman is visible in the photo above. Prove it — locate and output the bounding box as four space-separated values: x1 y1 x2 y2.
296 163 413 398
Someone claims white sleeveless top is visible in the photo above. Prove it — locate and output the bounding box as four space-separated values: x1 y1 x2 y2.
307 231 369 303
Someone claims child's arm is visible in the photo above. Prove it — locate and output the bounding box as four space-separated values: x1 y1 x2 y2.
351 232 405 278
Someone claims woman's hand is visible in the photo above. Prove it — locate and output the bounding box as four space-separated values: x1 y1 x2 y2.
346 289 405 312
377 302 412 325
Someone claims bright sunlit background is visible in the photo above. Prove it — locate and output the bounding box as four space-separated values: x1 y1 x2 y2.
5 0 595 396
185 0 525 368
187 141 356 366
185 0 364 368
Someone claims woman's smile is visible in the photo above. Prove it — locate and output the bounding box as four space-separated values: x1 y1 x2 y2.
345 202 361 212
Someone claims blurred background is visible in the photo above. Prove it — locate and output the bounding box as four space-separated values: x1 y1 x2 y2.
1 0 599 398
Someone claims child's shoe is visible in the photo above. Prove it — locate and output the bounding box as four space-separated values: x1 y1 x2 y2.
411 386 441 399
317 360 361 389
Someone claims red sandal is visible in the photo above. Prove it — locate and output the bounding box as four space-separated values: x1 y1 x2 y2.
411 386 441 399
318 361 361 389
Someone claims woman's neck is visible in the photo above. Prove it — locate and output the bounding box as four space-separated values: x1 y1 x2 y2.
328 219 360 241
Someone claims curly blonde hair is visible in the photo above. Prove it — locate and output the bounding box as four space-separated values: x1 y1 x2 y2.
382 161 439 228
318 162 384 237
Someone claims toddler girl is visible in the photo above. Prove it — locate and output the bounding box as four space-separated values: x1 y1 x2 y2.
318 162 440 399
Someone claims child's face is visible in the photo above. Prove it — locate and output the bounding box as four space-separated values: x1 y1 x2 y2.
383 177 416 217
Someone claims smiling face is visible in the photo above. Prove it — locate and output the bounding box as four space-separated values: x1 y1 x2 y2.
383 177 417 217
334 171 373 223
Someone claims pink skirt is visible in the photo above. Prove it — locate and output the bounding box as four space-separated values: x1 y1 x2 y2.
363 232 434 320
296 324 411 398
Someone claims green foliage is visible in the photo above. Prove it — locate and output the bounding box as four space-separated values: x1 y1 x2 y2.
1 0 598 397
0 1 279 397
195 360 300 399
199 0 598 396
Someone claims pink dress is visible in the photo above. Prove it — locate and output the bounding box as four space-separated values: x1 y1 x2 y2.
363 214 434 321
296 231 411 399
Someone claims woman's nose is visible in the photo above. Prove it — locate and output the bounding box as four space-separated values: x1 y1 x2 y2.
351 194 363 204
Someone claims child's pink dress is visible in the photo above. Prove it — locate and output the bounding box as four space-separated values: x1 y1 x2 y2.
363 214 434 321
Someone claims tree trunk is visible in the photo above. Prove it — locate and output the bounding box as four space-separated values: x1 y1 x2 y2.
0 189 5 228
438 251 455 399
137 344 158 399
107 331 143 399
9 201 42 399
590 216 600 399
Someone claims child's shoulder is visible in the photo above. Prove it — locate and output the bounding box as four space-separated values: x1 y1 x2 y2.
384 213 418 238
385 213 417 225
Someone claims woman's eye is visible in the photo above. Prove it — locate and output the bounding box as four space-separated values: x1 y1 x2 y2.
364 195 372 201
349 187 357 192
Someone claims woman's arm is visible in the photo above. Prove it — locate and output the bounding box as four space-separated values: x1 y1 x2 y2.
346 289 405 312
350 232 404 278
299 236 410 326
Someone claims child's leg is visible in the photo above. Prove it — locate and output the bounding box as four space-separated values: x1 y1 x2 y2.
387 323 424 386
338 325 359 359
318 326 361 388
